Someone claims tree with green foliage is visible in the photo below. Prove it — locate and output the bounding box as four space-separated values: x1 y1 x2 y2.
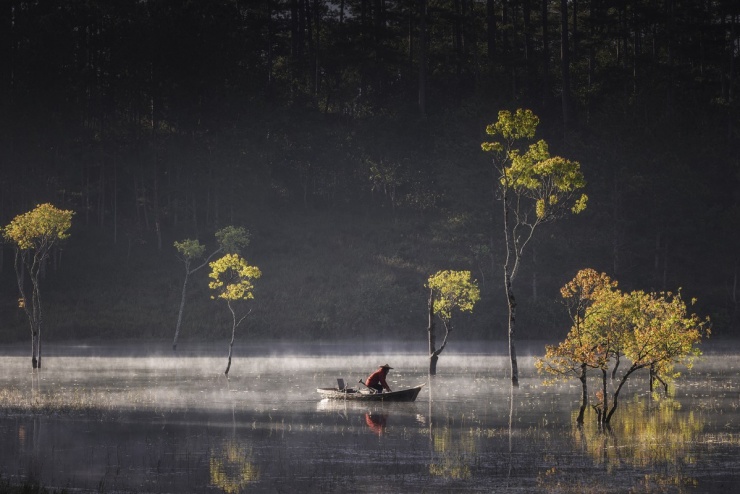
3 204 74 370
426 270 480 376
209 253 262 376
172 226 251 350
482 108 587 387
538 269 709 426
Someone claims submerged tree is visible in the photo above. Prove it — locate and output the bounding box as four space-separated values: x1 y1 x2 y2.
536 269 621 424
172 226 250 350
426 270 480 376
3 203 74 370
482 108 587 387
538 268 709 426
209 253 261 376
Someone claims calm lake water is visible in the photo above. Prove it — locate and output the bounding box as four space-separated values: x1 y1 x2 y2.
0 341 739 493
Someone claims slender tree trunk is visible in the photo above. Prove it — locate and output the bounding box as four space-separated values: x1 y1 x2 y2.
172 269 191 351
502 189 519 387
576 363 588 424
505 273 519 387
225 301 237 376
266 0 274 96
113 152 118 244
541 0 550 106
560 0 571 127
486 0 496 62
600 368 608 425
427 287 438 375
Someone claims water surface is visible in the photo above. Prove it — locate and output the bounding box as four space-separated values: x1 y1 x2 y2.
0 342 738 493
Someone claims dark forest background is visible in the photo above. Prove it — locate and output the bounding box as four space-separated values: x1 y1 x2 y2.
0 0 738 346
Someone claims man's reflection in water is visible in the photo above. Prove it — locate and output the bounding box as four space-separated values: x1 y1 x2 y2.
365 411 388 435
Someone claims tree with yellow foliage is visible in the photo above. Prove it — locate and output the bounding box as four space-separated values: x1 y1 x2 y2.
172 226 250 350
482 109 587 387
209 253 262 376
536 268 619 423
537 269 709 425
3 203 74 369
426 270 480 375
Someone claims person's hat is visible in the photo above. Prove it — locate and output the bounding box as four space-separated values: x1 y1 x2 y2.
379 364 393 369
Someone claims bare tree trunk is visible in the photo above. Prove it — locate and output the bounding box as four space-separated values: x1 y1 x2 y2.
600 368 608 425
427 287 438 375
505 273 519 387
225 301 236 376
576 363 587 424
172 270 190 351
502 187 519 388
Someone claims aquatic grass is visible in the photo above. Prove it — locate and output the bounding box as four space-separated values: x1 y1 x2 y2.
0 385 164 418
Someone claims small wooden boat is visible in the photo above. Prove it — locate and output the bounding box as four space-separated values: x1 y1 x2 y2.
317 383 425 402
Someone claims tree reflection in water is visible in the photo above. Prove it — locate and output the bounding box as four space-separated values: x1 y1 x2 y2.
590 397 701 475
210 439 260 493
538 395 706 491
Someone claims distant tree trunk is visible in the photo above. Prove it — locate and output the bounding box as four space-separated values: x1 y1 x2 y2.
541 0 550 106
454 0 463 84
172 269 191 351
113 153 118 244
560 0 572 127
266 0 274 96
523 0 533 73
418 0 427 116
486 0 496 62
312 0 320 96
571 0 579 60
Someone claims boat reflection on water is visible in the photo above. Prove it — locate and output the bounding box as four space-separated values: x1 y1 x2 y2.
316 398 427 437
365 411 387 435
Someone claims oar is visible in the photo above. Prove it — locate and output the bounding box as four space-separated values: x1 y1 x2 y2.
358 380 379 394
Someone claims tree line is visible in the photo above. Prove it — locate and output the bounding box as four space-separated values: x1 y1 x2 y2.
0 1 737 342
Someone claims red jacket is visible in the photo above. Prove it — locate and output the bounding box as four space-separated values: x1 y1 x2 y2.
365 368 391 391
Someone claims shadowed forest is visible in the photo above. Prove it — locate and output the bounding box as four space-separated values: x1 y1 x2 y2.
0 0 738 345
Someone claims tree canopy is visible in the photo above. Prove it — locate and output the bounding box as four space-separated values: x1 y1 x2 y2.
537 268 709 425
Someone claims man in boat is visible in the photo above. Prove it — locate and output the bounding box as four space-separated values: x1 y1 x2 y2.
365 364 393 393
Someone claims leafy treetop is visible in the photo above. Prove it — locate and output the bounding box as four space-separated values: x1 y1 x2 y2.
3 203 74 251
481 108 588 220
427 270 480 322
208 253 262 302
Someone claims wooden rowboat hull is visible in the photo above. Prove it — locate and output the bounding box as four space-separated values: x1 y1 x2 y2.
317 384 425 402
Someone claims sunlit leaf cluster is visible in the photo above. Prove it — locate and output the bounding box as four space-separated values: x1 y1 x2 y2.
3 203 73 251
208 254 262 302
427 270 480 322
481 109 587 221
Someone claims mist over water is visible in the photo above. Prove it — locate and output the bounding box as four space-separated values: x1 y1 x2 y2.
1 340 739 493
